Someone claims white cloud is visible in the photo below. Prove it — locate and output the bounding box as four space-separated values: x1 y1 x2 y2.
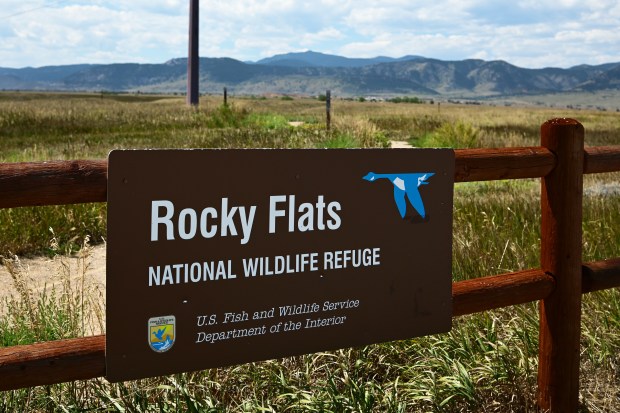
0 2 188 66
300 28 343 47
0 0 619 68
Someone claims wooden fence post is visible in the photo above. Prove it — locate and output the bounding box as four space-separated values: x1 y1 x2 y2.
326 90 331 132
537 118 584 412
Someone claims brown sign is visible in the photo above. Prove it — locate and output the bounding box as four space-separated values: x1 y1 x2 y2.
106 149 454 382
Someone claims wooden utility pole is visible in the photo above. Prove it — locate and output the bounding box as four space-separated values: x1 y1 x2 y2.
187 0 199 106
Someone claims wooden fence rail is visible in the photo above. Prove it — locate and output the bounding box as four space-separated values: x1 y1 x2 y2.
1 119 620 411
1 146 619 209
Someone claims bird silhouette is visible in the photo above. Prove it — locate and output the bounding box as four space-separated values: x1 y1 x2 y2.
152 327 167 341
363 172 434 218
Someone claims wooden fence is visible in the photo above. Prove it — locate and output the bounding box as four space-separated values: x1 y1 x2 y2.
1 118 620 411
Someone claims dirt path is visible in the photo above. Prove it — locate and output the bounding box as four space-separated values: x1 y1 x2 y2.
0 244 106 303
390 140 413 148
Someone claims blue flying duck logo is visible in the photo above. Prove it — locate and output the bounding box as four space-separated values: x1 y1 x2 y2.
363 172 434 218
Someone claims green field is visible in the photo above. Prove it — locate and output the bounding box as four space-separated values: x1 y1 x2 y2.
1 91 619 412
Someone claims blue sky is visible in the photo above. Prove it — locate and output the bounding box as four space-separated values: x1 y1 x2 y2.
0 0 619 69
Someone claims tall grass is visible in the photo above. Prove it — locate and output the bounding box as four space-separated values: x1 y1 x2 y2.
0 235 104 345
0 204 106 256
1 92 620 411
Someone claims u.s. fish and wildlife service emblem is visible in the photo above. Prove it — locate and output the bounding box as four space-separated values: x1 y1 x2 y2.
148 315 175 353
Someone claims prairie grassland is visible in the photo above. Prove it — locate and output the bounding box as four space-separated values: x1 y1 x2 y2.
1 92 620 412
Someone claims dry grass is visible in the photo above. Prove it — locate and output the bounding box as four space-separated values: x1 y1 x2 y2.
0 91 619 411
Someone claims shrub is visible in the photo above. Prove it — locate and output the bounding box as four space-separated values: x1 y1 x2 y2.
205 104 249 128
389 96 422 104
418 121 480 148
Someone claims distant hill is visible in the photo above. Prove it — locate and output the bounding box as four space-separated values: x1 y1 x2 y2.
574 65 620 91
0 64 97 90
1 53 619 98
254 51 424 68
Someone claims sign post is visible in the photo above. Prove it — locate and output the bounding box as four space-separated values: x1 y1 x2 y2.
106 149 454 381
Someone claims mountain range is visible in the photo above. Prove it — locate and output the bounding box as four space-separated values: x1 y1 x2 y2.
1 51 619 98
